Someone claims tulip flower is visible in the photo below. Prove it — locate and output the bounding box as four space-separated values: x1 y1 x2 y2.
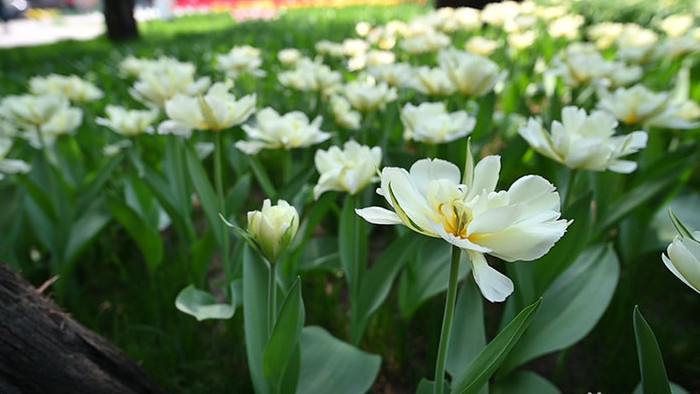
165 82 256 132
97 105 159 136
597 85 699 129
518 106 648 173
247 199 299 264
313 140 381 199
330 95 362 130
400 102 475 144
465 36 501 57
356 144 568 302
662 211 700 294
235 107 331 154
410 66 457 97
343 80 397 113
216 45 266 79
130 63 211 108
399 30 451 54
438 48 500 97
0 138 30 180
29 74 104 103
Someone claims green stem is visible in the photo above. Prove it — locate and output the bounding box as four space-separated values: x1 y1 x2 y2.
214 132 231 280
434 245 462 394
564 168 579 209
267 261 277 338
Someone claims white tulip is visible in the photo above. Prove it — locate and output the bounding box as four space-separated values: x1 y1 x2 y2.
235 107 330 154
313 140 381 199
247 199 299 264
165 83 256 132
401 102 475 144
29 74 103 103
662 212 700 294
519 106 647 173
343 80 397 113
356 146 568 302
438 48 500 97
97 105 159 136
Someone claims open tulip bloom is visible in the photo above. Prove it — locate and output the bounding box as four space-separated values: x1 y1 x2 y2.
356 144 569 302
662 211 700 295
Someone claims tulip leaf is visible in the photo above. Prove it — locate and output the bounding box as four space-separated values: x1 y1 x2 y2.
416 379 450 394
174 284 235 321
298 236 340 272
77 150 126 211
338 195 367 306
500 244 619 373
668 208 694 239
351 231 420 344
450 298 541 394
633 306 672 394
107 197 164 273
220 213 262 256
185 144 225 249
243 246 272 394
298 326 381 394
491 371 560 394
446 276 486 385
398 238 469 320
63 198 111 266
141 164 196 243
248 155 277 199
263 277 305 392
633 382 689 394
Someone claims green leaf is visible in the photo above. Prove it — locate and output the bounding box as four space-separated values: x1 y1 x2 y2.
298 236 340 272
107 197 164 273
248 155 278 199
243 246 272 394
501 245 619 373
351 231 420 344
338 195 367 302
77 150 126 211
634 306 672 394
227 173 252 219
185 145 225 249
63 199 111 265
297 326 381 394
190 229 218 284
492 371 560 394
220 213 262 256
174 284 235 321
446 276 486 385
668 208 694 239
398 238 469 320
450 298 542 394
263 277 305 392
416 379 450 394
633 382 689 394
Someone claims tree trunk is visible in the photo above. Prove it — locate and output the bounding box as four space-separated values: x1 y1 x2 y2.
435 0 496 10
104 0 139 41
0 264 165 394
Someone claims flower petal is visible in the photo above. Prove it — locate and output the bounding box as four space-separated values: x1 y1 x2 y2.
468 251 514 302
355 206 403 225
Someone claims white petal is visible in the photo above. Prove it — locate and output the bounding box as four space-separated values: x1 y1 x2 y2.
409 158 461 196
355 207 403 225
468 251 514 303
468 155 500 197
475 219 569 262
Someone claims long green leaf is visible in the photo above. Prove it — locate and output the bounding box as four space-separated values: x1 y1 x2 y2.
450 298 542 394
243 246 272 394
297 326 381 394
500 244 619 373
107 197 164 273
492 371 560 394
446 276 486 385
339 195 366 302
263 277 305 392
634 306 672 394
185 145 225 248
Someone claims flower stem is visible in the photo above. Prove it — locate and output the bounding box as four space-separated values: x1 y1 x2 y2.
267 261 277 338
563 168 579 209
434 245 462 394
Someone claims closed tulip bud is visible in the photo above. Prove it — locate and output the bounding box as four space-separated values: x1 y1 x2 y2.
247 199 299 264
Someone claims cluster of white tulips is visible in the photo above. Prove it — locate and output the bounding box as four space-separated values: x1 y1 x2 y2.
1 1 699 392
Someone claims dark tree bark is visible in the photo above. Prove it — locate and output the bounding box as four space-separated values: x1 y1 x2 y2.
434 0 497 10
0 264 165 394
104 0 139 41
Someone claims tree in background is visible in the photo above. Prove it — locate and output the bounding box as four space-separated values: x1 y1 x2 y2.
104 0 138 41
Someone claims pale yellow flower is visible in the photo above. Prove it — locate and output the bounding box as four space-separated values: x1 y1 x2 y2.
235 107 331 154
466 36 501 57
97 105 159 136
313 140 381 199
29 74 103 103
401 102 475 144
410 66 457 97
438 48 500 97
330 95 362 130
216 45 266 79
343 80 397 113
247 199 299 264
659 14 694 37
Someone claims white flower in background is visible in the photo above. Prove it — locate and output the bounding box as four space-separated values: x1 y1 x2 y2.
481 0 521 27
401 102 475 144
165 82 256 132
662 212 700 294
587 22 624 50
247 199 299 263
355 21 372 37
548 44 641 88
399 30 451 54
466 36 501 57
97 105 159 136
367 63 413 87
343 80 397 113
0 94 65 128
342 38 370 58
278 58 343 96
313 140 381 199
130 63 211 108
659 14 694 37
518 106 647 173
118 55 196 79
38 103 83 138
503 13 537 33
508 30 537 50
410 66 457 97
29 74 103 103
216 45 266 79
356 147 568 302
366 25 398 50
316 40 346 57
277 48 303 66
597 85 699 129
0 138 30 180
235 107 330 154
453 7 482 31
438 48 500 97
547 14 585 40
534 4 568 21
655 36 700 59
616 24 659 64
330 95 361 130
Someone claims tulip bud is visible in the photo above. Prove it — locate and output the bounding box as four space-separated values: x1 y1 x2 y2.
247 199 299 264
